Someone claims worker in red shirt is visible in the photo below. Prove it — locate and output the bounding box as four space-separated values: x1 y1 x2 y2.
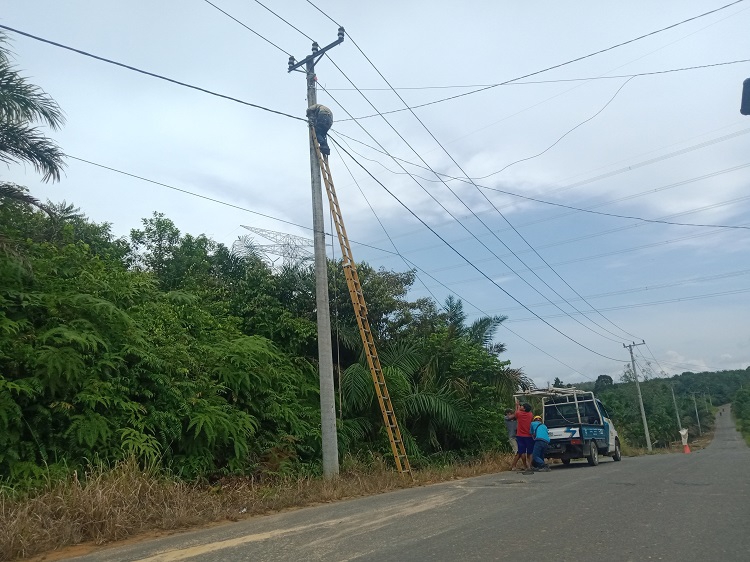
509 400 534 471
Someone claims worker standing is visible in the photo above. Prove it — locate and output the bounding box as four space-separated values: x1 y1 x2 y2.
504 408 518 454
509 401 533 471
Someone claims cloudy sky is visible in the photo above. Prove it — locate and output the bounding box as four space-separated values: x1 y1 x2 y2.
4 0 750 387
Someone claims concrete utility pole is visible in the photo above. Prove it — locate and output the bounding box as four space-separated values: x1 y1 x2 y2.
288 29 345 478
671 384 682 431
625 341 652 451
692 393 702 435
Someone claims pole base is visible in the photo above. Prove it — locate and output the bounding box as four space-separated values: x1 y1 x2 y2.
682 444 691 454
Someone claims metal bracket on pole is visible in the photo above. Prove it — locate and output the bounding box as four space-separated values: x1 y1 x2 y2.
288 27 345 72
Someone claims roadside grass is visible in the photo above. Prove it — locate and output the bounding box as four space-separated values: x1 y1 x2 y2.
1 453 515 560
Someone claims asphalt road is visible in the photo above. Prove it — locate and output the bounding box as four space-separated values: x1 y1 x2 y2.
68 404 748 561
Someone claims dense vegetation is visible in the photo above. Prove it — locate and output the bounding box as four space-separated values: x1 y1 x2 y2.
0 193 531 485
733 387 750 443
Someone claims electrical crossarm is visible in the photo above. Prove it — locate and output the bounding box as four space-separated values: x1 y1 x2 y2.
310 127 411 475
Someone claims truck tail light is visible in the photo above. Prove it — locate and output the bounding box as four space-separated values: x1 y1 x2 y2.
570 439 582 445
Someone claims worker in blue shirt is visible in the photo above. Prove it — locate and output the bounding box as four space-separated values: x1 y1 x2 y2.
530 415 551 472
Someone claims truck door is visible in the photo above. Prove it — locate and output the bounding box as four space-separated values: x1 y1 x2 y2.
597 400 616 452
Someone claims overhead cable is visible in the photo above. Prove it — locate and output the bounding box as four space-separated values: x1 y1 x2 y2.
502 287 750 323
0 24 305 122
67 155 397 256
202 0 293 56
324 58 750 90
331 137 624 362
252 0 316 42
325 0 749 120
319 26 641 343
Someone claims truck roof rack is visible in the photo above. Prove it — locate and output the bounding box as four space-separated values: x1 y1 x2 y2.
514 387 592 399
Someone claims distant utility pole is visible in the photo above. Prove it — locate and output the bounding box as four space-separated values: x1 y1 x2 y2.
671 385 682 431
625 341 652 451
692 393 702 435
288 28 345 479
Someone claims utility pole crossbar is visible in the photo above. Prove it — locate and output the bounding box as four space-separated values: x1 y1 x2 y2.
311 129 412 475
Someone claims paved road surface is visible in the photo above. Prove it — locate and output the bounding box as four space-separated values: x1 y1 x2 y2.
69 404 748 561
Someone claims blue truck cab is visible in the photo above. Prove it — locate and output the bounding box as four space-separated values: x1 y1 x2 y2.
515 388 622 466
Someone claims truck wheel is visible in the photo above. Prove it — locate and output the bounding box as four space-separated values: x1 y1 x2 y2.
612 439 622 462
561 458 571 466
587 441 599 466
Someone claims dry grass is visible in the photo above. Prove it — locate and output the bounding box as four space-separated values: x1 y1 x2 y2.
1 453 514 561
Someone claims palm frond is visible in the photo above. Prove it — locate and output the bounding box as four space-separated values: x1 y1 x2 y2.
0 182 50 213
0 121 66 182
379 340 423 375
341 363 374 412
444 295 467 336
337 416 373 452
402 390 470 436
0 56 65 129
382 365 411 401
467 314 508 347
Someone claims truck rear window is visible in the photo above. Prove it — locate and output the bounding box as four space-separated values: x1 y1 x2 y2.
544 400 600 428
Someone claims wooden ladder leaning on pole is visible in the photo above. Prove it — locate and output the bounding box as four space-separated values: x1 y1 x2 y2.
310 127 412 475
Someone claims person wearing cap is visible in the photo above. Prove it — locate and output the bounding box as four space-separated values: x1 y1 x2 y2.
509 401 533 471
504 408 518 454
530 415 551 472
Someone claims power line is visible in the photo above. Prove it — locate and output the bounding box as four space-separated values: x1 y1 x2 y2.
334 37 750 354
202 0 293 56
0 24 305 122
67 155 399 256
323 92 629 346
317 64 637 345
324 58 750 90
501 287 750 323
446 269 750 313
428 218 749 277
331 137 624 362
252 0 316 43
331 140 589 379
338 128 750 249
333 125 750 196
478 176 750 231
476 77 635 179
329 0 748 120
330 141 444 307
318 22 641 344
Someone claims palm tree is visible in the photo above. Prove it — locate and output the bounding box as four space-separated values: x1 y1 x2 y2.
0 33 65 182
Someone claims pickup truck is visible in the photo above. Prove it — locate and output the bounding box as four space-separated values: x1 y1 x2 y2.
514 388 622 466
